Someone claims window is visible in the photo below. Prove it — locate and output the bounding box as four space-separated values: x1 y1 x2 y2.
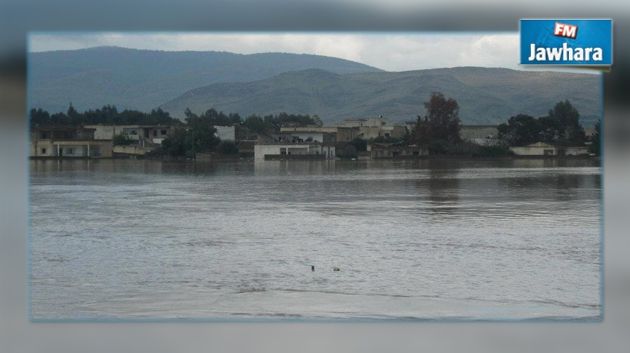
41 148 47 155
161 130 167 135
67 148 74 155
153 130 158 137
40 132 49 139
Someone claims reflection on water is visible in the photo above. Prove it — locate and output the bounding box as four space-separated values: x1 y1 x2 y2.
30 158 601 320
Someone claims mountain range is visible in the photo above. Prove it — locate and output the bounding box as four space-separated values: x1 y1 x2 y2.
30 46 601 126
29 46 380 113
161 67 601 125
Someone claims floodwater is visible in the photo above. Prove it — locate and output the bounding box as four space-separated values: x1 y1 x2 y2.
29 158 601 321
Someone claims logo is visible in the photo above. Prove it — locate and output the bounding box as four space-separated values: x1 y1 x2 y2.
554 22 577 39
520 19 612 67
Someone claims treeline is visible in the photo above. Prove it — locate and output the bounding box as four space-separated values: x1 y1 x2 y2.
30 105 181 126
406 93 599 156
182 108 322 133
31 105 323 134
497 100 586 147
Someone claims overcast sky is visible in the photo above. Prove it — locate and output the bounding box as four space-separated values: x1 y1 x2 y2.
29 32 525 72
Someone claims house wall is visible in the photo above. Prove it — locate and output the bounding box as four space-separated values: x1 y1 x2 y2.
215 126 236 141
290 132 324 143
85 125 172 144
89 125 116 140
113 145 154 156
358 126 382 139
145 127 171 144
510 146 558 156
31 140 113 158
461 126 499 140
564 147 590 156
279 127 357 143
254 144 335 160
369 145 427 159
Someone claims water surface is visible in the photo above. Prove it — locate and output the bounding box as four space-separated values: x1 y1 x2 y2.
30 158 601 320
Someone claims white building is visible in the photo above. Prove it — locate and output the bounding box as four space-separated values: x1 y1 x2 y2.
460 125 500 146
215 125 236 141
336 117 406 140
84 124 172 145
510 142 589 156
254 143 335 160
30 126 113 158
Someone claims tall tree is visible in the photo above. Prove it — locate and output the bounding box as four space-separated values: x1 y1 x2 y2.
547 100 585 145
589 120 601 155
415 92 461 153
497 114 541 146
184 109 220 155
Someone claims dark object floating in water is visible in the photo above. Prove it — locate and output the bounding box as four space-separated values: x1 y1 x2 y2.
333 267 340 272
311 265 315 272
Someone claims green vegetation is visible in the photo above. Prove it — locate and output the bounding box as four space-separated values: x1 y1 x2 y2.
413 92 462 154
497 100 586 146
158 111 221 158
217 141 239 155
30 105 180 127
589 120 601 155
407 94 590 157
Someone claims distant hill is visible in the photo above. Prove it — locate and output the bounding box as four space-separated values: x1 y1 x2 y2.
29 46 382 113
161 67 601 126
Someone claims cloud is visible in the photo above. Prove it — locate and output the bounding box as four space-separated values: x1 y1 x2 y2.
29 32 520 71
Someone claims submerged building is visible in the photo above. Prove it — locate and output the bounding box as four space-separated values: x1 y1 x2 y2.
254 130 336 160
30 126 113 158
254 143 336 160
460 125 500 146
367 143 427 159
84 124 173 145
337 117 406 140
510 142 589 156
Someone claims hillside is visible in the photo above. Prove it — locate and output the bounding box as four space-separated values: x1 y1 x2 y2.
160 67 601 126
29 46 382 113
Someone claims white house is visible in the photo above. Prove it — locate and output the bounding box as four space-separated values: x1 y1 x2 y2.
215 125 236 141
254 143 335 160
84 124 172 145
510 142 589 156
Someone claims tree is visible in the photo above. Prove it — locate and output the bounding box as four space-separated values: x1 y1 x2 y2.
29 105 181 127
217 140 239 154
160 127 189 157
243 115 267 134
158 109 220 158
547 100 585 145
66 103 79 121
184 111 220 156
497 101 587 147
415 92 462 153
589 120 601 155
497 114 541 146
30 108 50 126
